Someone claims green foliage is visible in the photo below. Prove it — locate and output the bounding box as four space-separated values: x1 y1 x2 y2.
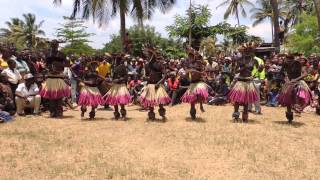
62 41 96 56
0 13 46 50
287 13 320 55
103 25 185 58
56 16 95 56
166 5 212 48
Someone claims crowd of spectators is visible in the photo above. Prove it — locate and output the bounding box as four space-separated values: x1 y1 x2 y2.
0 46 319 122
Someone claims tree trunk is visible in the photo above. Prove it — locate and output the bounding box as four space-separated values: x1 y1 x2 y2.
120 0 126 52
270 18 274 41
313 0 320 32
188 0 192 47
236 9 240 26
271 0 280 52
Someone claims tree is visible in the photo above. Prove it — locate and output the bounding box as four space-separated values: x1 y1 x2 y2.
287 13 320 55
0 13 46 50
217 0 254 26
56 16 95 56
103 25 185 58
53 0 176 51
271 0 280 51
166 5 212 49
56 16 93 45
250 0 285 40
200 37 216 57
313 0 320 32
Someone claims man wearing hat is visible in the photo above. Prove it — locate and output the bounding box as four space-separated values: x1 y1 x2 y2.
15 73 41 116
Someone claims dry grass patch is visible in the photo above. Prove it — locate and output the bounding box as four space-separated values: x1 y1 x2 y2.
0 104 320 179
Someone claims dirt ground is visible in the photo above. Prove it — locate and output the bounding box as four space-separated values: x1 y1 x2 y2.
0 104 320 180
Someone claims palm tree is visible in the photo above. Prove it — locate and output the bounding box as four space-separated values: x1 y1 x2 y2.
250 0 286 40
217 0 254 26
54 0 176 51
0 14 45 49
271 0 280 51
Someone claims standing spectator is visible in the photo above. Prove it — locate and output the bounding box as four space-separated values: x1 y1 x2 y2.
0 52 8 71
15 73 41 116
15 51 30 76
167 72 180 105
97 59 111 78
1 60 22 95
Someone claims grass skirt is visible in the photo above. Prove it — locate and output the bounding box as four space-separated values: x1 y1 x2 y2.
278 80 312 111
78 85 104 106
40 78 71 100
140 84 171 108
228 81 258 104
104 84 131 106
181 82 209 103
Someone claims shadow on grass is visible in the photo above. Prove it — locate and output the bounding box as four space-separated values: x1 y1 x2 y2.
273 121 305 127
185 117 206 123
97 107 114 111
146 118 167 123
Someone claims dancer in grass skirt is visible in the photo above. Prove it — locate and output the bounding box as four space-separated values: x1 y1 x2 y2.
140 45 171 121
78 61 105 120
40 52 71 118
104 54 131 120
181 47 208 120
277 55 312 123
228 43 259 122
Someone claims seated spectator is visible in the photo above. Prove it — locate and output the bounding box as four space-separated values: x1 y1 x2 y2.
0 52 8 71
0 74 15 115
208 77 229 105
1 59 22 95
15 73 41 116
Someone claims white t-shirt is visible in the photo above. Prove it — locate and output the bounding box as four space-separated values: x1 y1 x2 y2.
1 68 22 84
15 83 39 97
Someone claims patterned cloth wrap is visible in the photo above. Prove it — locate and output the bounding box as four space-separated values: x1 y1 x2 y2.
0 111 12 123
40 78 71 100
181 82 209 103
78 83 104 106
140 84 171 108
104 84 132 106
277 80 312 112
228 80 258 105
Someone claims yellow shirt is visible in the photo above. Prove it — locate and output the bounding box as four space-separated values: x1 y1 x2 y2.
0 58 8 69
97 62 111 77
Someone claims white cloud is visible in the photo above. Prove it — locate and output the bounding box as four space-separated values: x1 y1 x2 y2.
0 0 272 48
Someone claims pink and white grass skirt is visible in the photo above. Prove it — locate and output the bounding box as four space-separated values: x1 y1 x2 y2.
104 84 131 106
278 80 312 111
228 80 258 104
40 78 71 100
140 84 171 108
181 82 209 103
78 85 104 106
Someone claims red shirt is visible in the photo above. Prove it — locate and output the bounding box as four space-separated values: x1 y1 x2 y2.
168 78 179 90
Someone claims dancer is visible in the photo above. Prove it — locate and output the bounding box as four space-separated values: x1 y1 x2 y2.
228 43 259 122
40 53 71 118
181 47 209 120
277 55 312 123
78 61 104 120
104 54 131 120
140 45 171 121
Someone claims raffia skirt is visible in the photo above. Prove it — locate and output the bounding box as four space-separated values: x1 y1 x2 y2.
104 84 131 106
277 80 312 111
140 84 171 108
228 80 258 104
78 84 104 106
181 82 209 103
40 78 71 100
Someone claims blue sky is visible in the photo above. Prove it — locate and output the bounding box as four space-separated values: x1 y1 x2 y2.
0 0 272 49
